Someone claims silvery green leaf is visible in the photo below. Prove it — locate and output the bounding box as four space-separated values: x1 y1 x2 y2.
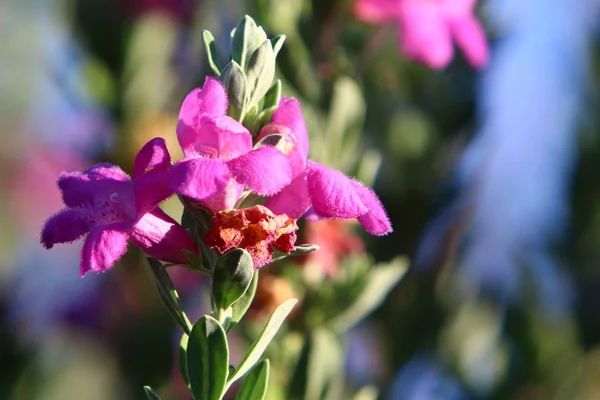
143 386 162 400
221 61 248 121
231 271 259 324
270 35 286 58
212 249 255 312
245 40 276 111
202 30 221 76
230 15 267 70
226 298 297 390
235 360 270 400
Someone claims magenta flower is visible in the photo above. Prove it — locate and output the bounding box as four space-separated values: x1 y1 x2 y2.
262 98 393 236
41 138 198 276
170 77 293 213
354 0 488 69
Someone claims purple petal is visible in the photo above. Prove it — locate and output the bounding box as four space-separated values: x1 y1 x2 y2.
170 158 230 201
41 209 91 248
178 115 252 160
272 98 309 174
134 170 174 218
264 173 312 219
130 208 197 264
201 179 245 213
80 225 129 276
306 161 368 219
133 137 171 179
227 146 292 196
58 164 132 207
352 181 393 235
178 77 227 125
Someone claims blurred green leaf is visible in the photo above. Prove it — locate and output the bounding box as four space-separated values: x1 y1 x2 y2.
329 256 409 332
143 386 162 400
235 360 270 400
212 249 255 312
227 298 297 389
203 30 221 76
187 315 229 400
179 332 190 388
148 258 192 335
263 79 282 110
231 271 260 325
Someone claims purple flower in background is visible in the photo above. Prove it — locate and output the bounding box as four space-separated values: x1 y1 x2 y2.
262 98 392 236
353 0 488 69
41 138 198 275
170 77 292 213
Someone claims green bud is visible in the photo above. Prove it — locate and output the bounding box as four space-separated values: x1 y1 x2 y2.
270 35 286 58
230 15 268 70
212 248 254 311
221 61 248 121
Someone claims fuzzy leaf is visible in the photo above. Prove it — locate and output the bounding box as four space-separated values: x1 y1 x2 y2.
231 271 259 324
245 40 276 110
212 248 255 311
221 61 248 121
203 30 221 76
148 258 192 335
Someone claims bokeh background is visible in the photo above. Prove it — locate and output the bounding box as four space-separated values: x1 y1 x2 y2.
2 0 600 399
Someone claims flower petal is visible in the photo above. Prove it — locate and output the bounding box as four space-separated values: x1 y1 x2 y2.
134 170 174 218
306 160 368 219
177 115 253 160
272 98 309 175
178 77 227 125
170 158 230 201
351 181 393 235
58 164 132 207
227 146 292 196
41 209 91 248
354 0 403 23
264 172 312 219
80 225 129 276
129 208 198 264
450 16 488 69
133 137 171 179
398 0 453 69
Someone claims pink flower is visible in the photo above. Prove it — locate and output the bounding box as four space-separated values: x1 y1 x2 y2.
354 0 488 69
262 99 393 236
170 77 293 213
41 138 198 276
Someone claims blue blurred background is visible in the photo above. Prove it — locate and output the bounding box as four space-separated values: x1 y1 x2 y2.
2 0 600 399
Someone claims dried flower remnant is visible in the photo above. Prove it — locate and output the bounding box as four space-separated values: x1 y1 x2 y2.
204 205 298 268
354 0 488 69
41 138 198 276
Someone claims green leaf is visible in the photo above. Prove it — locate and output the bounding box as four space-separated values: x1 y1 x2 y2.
220 61 248 121
287 328 343 400
148 258 192 335
271 244 320 263
245 40 276 110
329 257 409 332
187 315 230 400
143 386 162 400
226 298 297 389
262 80 281 110
235 360 270 400
212 249 255 312
179 332 190 387
231 271 259 324
270 35 286 58
230 16 267 70
202 30 221 76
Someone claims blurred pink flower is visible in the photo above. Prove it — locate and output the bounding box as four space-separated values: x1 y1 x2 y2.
262 99 393 236
354 0 488 69
41 138 198 276
170 77 292 213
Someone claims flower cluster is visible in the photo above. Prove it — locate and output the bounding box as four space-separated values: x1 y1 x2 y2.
354 0 488 69
41 41 392 277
